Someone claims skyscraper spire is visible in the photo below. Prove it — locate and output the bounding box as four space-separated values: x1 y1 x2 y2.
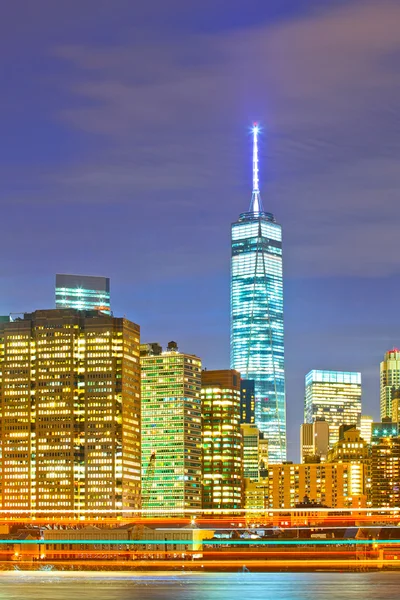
249 123 264 214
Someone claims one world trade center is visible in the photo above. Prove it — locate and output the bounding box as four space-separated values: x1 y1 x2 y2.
230 125 286 463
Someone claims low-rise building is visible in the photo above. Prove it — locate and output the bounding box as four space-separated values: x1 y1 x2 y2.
43 524 215 559
266 462 364 509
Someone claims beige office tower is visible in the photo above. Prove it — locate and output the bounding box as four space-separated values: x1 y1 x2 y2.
241 424 268 481
141 342 202 514
0 309 141 513
241 424 269 513
300 420 330 463
360 415 373 444
380 349 400 420
202 370 243 510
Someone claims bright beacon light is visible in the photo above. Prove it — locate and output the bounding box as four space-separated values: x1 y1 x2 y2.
250 122 262 213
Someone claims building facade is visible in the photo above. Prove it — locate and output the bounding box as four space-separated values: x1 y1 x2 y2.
371 437 400 507
360 415 373 445
241 423 268 481
230 126 286 463
0 309 141 512
392 390 400 424
326 427 370 504
55 274 111 314
304 370 362 447
267 462 364 509
300 420 330 463
240 379 255 424
327 428 369 464
380 349 400 420
141 342 202 514
201 369 243 510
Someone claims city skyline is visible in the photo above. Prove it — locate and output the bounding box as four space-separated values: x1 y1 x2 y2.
1 1 400 462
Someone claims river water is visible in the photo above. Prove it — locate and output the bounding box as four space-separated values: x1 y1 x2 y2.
0 572 399 600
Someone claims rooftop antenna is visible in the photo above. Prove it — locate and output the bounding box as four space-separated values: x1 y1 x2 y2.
249 123 264 214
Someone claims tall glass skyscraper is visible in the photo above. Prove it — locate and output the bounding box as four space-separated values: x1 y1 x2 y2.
230 125 286 463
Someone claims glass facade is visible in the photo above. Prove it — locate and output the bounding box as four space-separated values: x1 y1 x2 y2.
201 370 243 510
240 423 268 481
230 210 286 462
141 346 202 515
304 370 362 447
55 274 111 315
230 127 286 463
240 379 255 424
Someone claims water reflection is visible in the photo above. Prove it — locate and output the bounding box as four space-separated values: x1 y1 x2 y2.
0 572 399 600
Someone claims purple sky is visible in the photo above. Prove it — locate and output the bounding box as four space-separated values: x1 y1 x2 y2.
1 0 400 460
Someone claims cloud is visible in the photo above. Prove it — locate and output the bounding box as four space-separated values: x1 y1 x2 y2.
4 0 400 280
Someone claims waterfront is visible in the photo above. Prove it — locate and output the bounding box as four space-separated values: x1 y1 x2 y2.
0 572 400 600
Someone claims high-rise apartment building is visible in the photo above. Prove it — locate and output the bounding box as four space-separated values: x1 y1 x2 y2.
267 462 364 509
240 379 255 424
55 274 111 315
392 390 400 424
300 420 330 463
241 423 268 481
201 369 243 510
304 370 362 447
141 342 202 514
0 309 141 512
371 437 400 507
230 126 286 463
380 349 400 420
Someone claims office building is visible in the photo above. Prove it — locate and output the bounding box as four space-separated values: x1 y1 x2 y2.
327 427 370 504
380 349 400 420
240 379 255 424
267 462 364 509
201 369 243 510
300 420 330 463
230 125 286 463
304 370 362 447
371 437 400 507
360 415 373 445
141 342 202 514
0 309 141 512
55 274 111 314
241 423 268 481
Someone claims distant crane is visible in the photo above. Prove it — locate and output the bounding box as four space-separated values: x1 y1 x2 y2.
142 451 156 508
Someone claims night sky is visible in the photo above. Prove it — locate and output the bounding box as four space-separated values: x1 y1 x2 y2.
1 1 400 460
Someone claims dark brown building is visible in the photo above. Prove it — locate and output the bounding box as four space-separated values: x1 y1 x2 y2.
201 369 243 509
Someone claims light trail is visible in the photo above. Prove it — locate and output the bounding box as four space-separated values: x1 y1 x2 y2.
2 539 400 546
1 559 399 569
0 508 398 514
